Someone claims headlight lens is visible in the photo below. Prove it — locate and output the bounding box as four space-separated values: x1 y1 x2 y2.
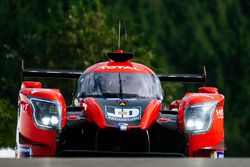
30 98 61 130
184 101 218 134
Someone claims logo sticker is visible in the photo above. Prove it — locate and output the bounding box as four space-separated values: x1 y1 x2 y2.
19 146 32 156
211 151 224 159
117 100 128 106
20 104 29 112
105 106 141 121
99 66 141 71
216 109 224 118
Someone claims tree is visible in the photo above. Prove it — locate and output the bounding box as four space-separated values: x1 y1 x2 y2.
101 0 250 156
0 0 156 147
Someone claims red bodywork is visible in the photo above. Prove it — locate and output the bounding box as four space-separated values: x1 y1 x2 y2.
16 52 225 158
18 83 66 157
178 91 224 157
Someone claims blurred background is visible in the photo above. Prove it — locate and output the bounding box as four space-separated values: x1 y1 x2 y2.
0 0 249 157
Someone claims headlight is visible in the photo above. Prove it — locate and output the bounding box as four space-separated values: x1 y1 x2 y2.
30 98 62 130
184 101 218 134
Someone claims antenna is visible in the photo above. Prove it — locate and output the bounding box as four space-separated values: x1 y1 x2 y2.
118 20 121 50
203 66 207 86
21 59 24 81
123 16 127 41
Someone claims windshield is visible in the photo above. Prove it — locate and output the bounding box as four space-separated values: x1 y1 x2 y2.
76 72 163 100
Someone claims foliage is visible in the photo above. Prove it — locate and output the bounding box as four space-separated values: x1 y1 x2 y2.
101 0 250 156
0 99 16 147
0 0 155 147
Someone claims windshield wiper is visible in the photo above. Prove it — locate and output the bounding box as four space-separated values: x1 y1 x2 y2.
118 73 123 99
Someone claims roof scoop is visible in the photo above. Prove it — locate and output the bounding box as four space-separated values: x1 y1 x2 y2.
106 50 135 62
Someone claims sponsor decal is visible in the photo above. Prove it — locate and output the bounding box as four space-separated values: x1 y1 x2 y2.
67 115 80 121
216 109 224 118
20 104 29 111
99 66 141 71
81 102 88 111
117 123 128 131
31 88 51 94
182 94 215 100
19 146 32 156
211 151 224 159
117 100 128 106
118 123 128 126
157 117 171 123
105 106 141 121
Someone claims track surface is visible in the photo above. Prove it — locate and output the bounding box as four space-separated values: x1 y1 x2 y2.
1 158 250 167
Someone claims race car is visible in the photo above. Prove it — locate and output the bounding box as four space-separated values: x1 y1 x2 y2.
16 50 225 158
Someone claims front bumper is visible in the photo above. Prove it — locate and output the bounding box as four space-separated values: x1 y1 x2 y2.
56 150 185 157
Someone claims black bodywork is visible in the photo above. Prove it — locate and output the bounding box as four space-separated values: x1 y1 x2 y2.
56 105 187 157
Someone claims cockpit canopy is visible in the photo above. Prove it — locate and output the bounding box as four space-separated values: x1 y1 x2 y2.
76 72 163 100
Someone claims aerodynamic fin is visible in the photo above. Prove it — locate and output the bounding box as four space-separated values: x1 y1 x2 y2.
157 66 207 85
21 60 207 85
21 60 82 81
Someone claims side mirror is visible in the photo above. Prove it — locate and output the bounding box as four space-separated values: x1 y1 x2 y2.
198 87 218 94
21 81 42 89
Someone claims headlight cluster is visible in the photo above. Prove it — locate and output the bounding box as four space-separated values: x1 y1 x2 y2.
30 98 61 130
184 102 217 134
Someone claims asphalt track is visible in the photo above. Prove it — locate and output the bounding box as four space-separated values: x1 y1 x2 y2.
1 158 250 167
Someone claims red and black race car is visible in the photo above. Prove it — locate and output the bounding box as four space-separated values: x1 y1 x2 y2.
16 50 225 158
